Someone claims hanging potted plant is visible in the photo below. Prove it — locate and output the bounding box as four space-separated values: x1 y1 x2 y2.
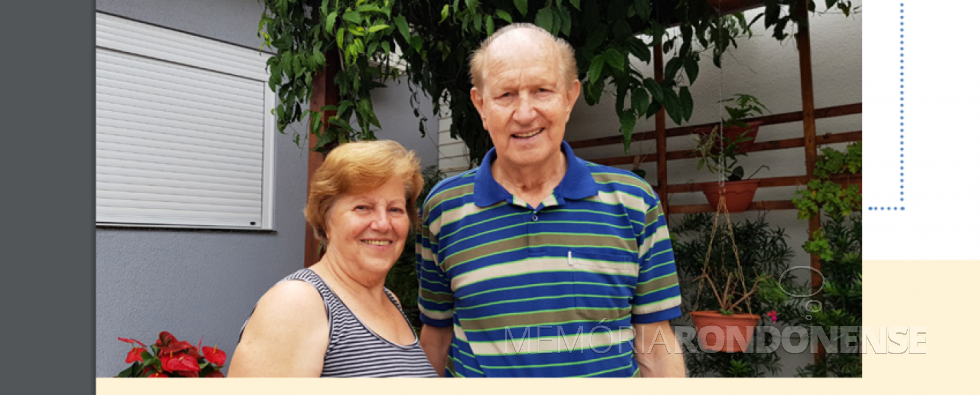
694 94 769 213
689 268 765 353
698 93 770 154
694 128 769 213
684 212 771 353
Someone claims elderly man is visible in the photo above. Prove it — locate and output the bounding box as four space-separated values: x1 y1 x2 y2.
416 23 684 377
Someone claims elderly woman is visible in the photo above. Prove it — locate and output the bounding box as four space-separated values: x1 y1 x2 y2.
228 140 436 377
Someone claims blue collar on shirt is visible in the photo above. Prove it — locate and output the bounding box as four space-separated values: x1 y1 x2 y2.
473 141 599 207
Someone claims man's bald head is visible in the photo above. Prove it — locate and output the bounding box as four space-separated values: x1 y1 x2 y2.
469 23 578 90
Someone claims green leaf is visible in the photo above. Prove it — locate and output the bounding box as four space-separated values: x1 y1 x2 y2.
356 4 385 14
625 37 650 63
665 57 683 80
619 111 637 152
663 88 683 125
607 0 627 21
367 24 389 33
514 0 528 16
486 15 495 36
411 35 422 52
559 8 572 37
440 5 450 23
679 86 694 121
118 363 137 378
585 24 607 51
603 47 625 71
495 10 513 23
684 57 699 84
587 55 605 83
635 0 652 22
535 7 554 34
612 20 631 41
324 11 338 34
643 78 663 103
570 0 581 10
342 11 363 25
394 15 410 40
631 88 650 117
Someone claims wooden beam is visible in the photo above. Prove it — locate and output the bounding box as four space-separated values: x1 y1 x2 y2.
304 33 341 269
666 174 861 194
589 131 862 166
568 103 861 149
795 0 825 366
669 200 797 214
654 44 669 218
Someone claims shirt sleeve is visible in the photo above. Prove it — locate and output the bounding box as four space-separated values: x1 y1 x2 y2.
631 187 683 324
416 199 454 327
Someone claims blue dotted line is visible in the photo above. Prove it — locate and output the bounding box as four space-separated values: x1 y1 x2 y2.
869 207 905 211
900 3 904 207
873 4 906 212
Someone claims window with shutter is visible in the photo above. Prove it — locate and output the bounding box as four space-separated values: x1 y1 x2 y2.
95 13 276 229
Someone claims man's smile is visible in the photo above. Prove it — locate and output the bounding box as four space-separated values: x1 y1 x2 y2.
512 128 545 139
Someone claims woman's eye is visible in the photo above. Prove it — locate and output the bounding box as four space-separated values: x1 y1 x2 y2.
389 207 405 214
355 205 370 211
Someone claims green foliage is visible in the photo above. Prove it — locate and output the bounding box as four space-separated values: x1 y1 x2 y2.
797 214 862 377
260 0 853 160
793 142 862 220
791 142 862 377
259 0 404 152
384 165 446 332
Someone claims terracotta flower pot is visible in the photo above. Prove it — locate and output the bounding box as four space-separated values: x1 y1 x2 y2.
703 179 760 213
689 311 761 353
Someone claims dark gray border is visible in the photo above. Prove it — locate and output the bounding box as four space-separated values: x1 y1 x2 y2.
0 1 95 394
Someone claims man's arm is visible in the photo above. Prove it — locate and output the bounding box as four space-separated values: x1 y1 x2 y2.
634 320 685 377
419 324 453 377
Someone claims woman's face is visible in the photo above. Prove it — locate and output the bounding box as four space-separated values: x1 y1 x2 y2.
324 176 410 278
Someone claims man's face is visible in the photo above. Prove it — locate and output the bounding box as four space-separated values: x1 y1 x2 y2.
471 32 581 171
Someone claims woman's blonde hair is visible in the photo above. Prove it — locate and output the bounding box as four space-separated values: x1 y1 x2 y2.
304 140 423 242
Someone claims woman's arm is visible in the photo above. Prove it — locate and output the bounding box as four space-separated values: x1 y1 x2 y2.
419 324 453 377
228 281 330 377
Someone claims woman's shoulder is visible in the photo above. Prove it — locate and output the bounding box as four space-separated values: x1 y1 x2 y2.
255 278 328 323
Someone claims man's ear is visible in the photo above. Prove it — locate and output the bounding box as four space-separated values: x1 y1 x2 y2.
565 80 581 114
470 87 484 114
470 87 487 128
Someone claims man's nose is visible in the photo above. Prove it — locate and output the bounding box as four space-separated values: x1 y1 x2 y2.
513 93 537 123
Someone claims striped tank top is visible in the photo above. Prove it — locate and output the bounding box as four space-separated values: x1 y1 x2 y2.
240 268 437 377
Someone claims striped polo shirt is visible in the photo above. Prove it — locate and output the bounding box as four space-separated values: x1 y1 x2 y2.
416 141 682 377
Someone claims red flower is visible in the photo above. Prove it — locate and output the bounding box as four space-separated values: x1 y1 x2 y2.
117 337 146 348
155 331 194 354
161 352 201 374
202 346 227 366
204 370 224 378
125 347 146 363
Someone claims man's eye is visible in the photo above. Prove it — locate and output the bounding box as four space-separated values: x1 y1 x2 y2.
499 92 511 98
355 205 370 211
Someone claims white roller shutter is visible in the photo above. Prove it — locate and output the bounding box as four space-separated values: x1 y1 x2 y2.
95 13 276 229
